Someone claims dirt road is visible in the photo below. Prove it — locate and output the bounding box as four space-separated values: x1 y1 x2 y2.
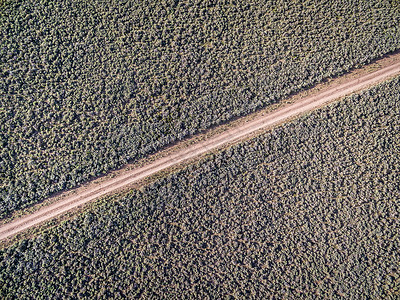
1 58 400 241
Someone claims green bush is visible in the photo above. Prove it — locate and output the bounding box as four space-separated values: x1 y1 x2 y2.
1 76 399 298
1 0 400 216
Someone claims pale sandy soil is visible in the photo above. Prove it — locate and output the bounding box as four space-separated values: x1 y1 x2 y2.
1 52 400 242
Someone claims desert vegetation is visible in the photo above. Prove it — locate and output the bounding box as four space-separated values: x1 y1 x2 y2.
1 0 400 217
1 76 399 298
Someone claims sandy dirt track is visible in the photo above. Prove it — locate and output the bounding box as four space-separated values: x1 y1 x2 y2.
1 59 400 241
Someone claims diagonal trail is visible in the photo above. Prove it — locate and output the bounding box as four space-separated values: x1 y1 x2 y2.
1 60 400 241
